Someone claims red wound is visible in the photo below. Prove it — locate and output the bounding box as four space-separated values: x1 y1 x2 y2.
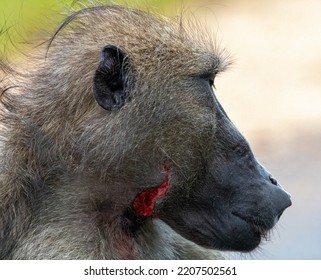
133 166 171 217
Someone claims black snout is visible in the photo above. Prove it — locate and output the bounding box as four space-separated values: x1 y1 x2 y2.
269 177 292 224
255 162 292 226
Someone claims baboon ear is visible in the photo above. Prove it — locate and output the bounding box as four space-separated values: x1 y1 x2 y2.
93 45 127 111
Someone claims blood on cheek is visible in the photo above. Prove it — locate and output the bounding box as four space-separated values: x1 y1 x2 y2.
133 166 172 217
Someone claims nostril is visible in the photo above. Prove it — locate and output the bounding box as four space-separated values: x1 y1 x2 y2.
269 175 278 185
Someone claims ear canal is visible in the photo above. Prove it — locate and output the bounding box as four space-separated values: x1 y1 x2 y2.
93 45 127 111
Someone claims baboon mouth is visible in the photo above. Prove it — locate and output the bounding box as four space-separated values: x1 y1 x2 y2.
250 224 270 241
232 213 271 241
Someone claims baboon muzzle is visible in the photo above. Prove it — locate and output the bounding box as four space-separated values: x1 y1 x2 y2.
154 97 292 252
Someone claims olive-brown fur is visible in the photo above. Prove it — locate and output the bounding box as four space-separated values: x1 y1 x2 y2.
0 5 226 259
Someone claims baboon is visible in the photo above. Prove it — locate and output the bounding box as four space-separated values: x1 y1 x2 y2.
0 5 291 259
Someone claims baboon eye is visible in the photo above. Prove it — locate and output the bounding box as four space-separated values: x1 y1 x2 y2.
208 77 216 89
199 75 216 89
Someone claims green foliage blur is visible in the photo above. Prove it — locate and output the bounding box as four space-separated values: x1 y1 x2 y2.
0 0 178 56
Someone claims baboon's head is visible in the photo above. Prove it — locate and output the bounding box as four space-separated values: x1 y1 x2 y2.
42 5 291 252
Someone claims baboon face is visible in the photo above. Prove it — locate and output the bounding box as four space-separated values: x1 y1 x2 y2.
91 21 291 252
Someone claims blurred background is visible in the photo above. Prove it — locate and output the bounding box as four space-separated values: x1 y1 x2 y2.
1 0 320 259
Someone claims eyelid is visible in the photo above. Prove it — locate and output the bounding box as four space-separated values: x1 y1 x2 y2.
199 73 216 81
192 73 217 89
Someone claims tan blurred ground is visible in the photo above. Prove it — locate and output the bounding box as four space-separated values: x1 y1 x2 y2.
197 0 321 259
